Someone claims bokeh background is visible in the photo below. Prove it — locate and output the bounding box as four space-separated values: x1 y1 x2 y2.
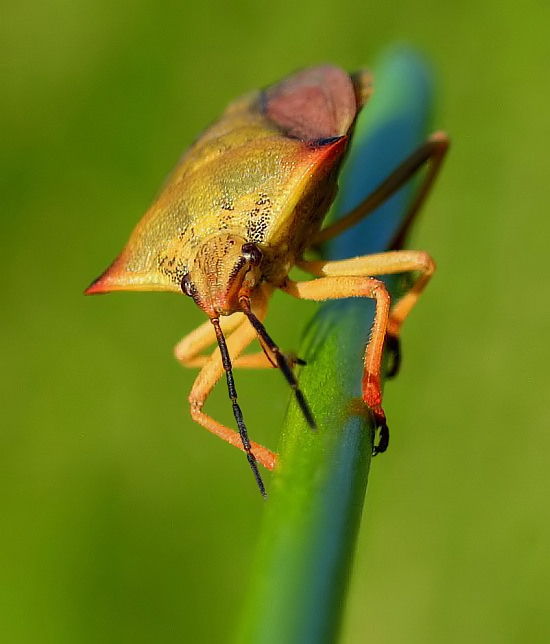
2 1 549 642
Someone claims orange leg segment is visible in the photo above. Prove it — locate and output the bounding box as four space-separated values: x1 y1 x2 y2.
298 248 435 338
283 249 435 453
280 275 391 424
174 311 274 369
179 284 278 471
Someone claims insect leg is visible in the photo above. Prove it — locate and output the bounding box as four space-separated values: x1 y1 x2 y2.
298 249 435 340
313 132 449 247
187 290 277 474
174 314 245 367
175 288 275 370
280 276 391 454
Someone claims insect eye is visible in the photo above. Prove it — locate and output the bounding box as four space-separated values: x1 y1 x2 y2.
241 242 262 267
181 274 195 297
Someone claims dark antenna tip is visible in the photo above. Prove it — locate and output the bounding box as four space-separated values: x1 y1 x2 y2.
239 298 317 431
211 318 266 497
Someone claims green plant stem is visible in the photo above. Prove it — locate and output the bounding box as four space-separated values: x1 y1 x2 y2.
235 49 434 644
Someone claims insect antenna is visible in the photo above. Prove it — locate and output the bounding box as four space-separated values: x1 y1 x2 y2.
211 318 266 498
239 298 317 430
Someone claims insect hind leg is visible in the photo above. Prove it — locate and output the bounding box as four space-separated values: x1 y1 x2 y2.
313 132 449 247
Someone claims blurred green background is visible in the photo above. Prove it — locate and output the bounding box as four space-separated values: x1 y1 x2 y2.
2 0 549 642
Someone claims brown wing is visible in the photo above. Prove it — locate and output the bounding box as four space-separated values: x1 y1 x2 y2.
262 65 360 141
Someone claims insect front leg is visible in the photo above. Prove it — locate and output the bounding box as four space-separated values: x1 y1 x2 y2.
187 300 277 472
174 314 245 367
175 288 275 370
280 275 391 453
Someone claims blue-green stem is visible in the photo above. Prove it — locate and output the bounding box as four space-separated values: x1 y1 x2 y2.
235 50 434 644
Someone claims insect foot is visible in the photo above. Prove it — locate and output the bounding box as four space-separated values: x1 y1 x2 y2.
362 372 389 455
372 408 390 455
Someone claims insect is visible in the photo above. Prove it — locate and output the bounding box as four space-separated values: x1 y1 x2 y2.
86 65 448 497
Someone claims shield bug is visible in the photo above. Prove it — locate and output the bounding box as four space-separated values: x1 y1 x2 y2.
86 65 448 496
